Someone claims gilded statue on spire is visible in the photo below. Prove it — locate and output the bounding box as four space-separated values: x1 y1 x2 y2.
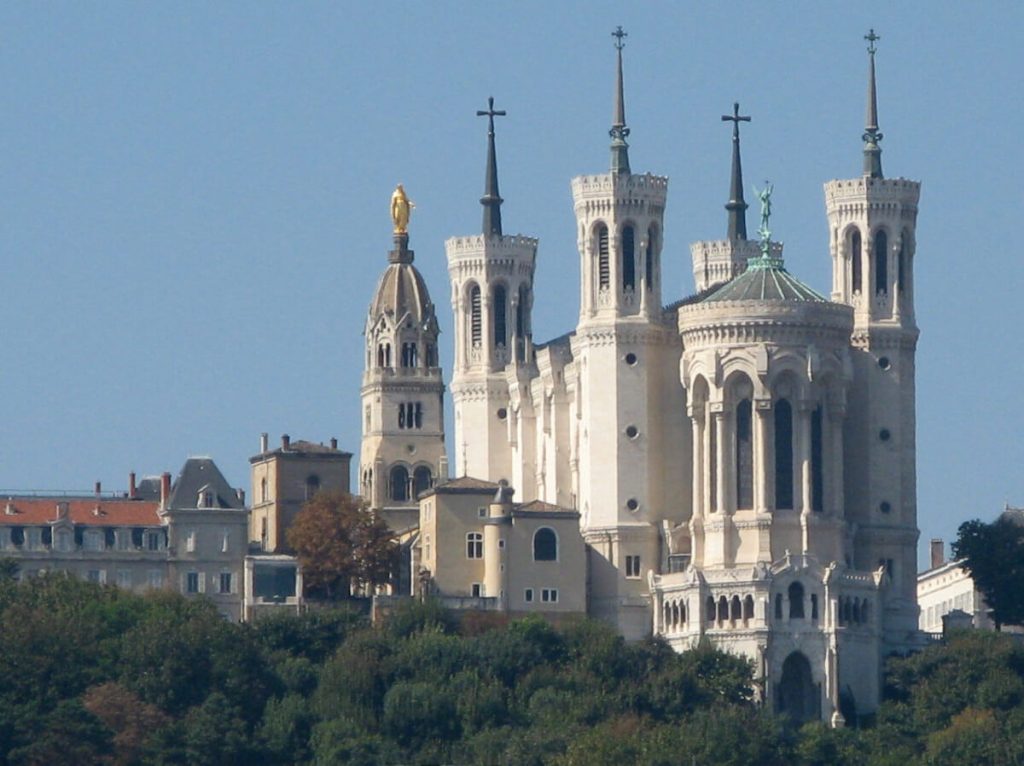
390 184 414 234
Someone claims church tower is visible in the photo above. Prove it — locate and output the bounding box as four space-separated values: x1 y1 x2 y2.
572 29 684 639
824 30 921 647
360 194 447 530
446 99 538 483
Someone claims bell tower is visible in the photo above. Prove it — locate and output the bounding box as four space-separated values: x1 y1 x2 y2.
824 30 921 648
572 28 683 639
360 190 447 528
447 98 538 483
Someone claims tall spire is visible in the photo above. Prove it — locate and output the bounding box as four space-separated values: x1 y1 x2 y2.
862 28 884 179
722 103 751 240
477 97 507 237
609 26 631 175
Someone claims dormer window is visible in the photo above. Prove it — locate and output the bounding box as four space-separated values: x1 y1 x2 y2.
198 490 214 509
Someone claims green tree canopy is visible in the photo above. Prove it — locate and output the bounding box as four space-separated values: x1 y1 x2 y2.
952 515 1024 629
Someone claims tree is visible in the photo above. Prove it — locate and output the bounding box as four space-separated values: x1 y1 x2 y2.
286 491 398 599
952 516 1024 629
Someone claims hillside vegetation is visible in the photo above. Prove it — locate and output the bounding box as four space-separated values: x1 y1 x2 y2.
1 572 1023 765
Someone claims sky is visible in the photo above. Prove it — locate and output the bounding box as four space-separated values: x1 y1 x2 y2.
2 2 1022 568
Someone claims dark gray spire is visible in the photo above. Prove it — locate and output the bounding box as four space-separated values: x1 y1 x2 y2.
722 103 751 240
609 26 631 175
862 29 884 179
477 97 506 237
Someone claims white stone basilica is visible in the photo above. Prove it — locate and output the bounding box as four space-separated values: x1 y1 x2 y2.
359 31 922 723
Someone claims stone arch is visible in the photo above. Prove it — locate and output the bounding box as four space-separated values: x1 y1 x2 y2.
532 527 558 562
389 464 410 503
844 225 863 294
492 282 509 348
777 651 819 723
873 227 890 295
743 594 755 624
413 465 432 497
730 595 742 625
644 223 658 290
466 281 483 348
592 222 610 290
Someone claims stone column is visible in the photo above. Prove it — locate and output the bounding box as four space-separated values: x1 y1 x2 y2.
690 404 705 518
712 405 728 514
754 398 772 513
828 404 846 517
796 401 813 513
481 293 493 370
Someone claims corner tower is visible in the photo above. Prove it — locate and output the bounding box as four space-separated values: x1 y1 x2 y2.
447 99 538 482
824 30 921 649
572 29 684 639
360 189 447 531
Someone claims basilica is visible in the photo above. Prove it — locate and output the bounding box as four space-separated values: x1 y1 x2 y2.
358 30 922 724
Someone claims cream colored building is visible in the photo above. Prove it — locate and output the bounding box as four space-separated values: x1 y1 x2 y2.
249 433 351 553
360 32 924 723
416 477 586 618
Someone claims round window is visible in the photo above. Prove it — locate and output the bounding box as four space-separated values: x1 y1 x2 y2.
497 408 508 420
626 498 639 511
879 429 891 442
880 501 892 513
625 426 639 439
878 356 891 370
625 352 638 366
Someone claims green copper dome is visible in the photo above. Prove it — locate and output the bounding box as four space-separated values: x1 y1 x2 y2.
702 255 828 303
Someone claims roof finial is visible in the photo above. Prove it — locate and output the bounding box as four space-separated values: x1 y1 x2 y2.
754 181 774 259
609 26 631 175
722 102 751 240
862 28 884 179
477 96 507 237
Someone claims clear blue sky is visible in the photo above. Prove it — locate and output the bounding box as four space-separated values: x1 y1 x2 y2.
2 2 1022 567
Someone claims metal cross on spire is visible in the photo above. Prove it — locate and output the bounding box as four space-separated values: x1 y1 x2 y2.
477 96 507 237
612 25 627 50
722 102 751 240
476 96 506 136
865 28 880 55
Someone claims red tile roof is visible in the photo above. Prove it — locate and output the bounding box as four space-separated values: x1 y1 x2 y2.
0 498 162 527
515 500 574 514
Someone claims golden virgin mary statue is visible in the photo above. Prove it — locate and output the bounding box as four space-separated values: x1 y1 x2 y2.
390 184 414 234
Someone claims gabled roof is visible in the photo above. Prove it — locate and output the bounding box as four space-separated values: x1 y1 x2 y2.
515 499 575 514
421 476 500 498
166 458 244 511
0 497 161 527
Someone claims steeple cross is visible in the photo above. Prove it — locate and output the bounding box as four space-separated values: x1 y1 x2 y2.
721 102 751 139
612 25 627 50
865 28 880 55
476 96 506 135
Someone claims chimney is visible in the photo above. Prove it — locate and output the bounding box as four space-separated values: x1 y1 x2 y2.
930 539 944 570
128 472 137 500
260 432 269 453
94 481 102 497
236 488 246 505
160 472 172 510
281 434 290 450
330 437 338 450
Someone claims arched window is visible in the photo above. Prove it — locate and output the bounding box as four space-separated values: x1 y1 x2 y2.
775 593 784 620
645 226 656 290
533 528 557 561
414 402 423 429
426 343 437 367
788 582 805 619
777 652 818 723
852 599 861 624
774 399 794 509
389 466 409 502
377 345 385 367
305 475 320 501
260 477 268 503
493 285 507 348
811 406 824 512
874 230 888 294
622 225 636 291
717 596 729 624
596 224 610 289
401 342 418 368
470 285 482 347
810 593 819 621
736 399 754 510
413 466 432 496
385 343 392 367
706 596 716 626
730 595 742 624
466 532 483 559
851 230 862 293
743 595 755 623
680 602 687 624
516 285 529 361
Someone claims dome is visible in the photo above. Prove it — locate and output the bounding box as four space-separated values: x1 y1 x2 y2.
702 255 827 303
369 261 435 326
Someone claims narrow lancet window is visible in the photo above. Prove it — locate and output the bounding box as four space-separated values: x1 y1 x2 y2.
622 226 636 291
597 225 610 289
736 399 754 510
897 232 908 293
470 285 482 347
645 226 655 290
811 406 824 512
493 285 507 348
851 230 862 293
874 230 888 294
774 399 794 510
